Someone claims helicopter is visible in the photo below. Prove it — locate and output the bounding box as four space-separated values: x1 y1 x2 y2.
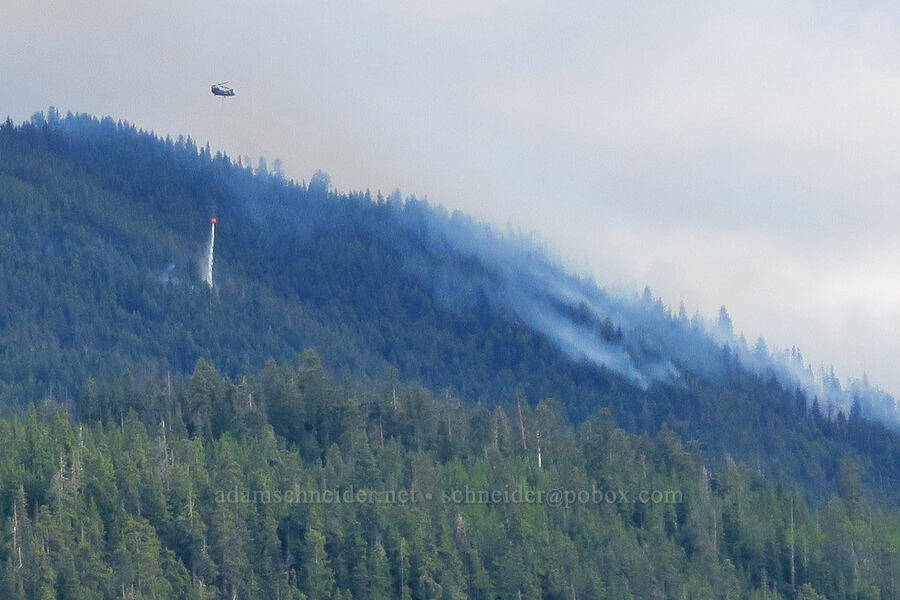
211 82 235 97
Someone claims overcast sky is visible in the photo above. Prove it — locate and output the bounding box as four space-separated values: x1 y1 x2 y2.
4 1 900 395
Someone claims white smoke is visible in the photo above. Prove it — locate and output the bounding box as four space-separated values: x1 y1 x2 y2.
401 199 900 427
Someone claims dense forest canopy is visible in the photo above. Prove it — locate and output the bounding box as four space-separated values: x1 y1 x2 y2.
0 110 898 598
0 111 898 503
1 354 897 600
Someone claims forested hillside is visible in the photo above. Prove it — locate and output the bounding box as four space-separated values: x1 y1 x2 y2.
1 354 897 600
0 111 898 509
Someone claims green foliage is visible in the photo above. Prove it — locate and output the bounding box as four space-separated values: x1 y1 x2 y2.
0 110 899 598
1 112 898 509
0 357 895 599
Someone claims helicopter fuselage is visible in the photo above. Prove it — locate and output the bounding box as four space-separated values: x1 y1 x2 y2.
211 84 235 97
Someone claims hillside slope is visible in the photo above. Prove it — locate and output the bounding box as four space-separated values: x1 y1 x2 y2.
0 111 898 504
1 357 897 600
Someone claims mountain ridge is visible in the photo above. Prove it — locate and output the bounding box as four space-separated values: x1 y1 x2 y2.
0 110 898 505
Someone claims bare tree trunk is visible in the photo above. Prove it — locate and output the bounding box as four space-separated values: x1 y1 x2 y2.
12 503 21 568
536 430 543 469
517 400 528 451
789 495 796 592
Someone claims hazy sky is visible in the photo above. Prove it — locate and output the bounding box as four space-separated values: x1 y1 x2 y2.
4 1 900 395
